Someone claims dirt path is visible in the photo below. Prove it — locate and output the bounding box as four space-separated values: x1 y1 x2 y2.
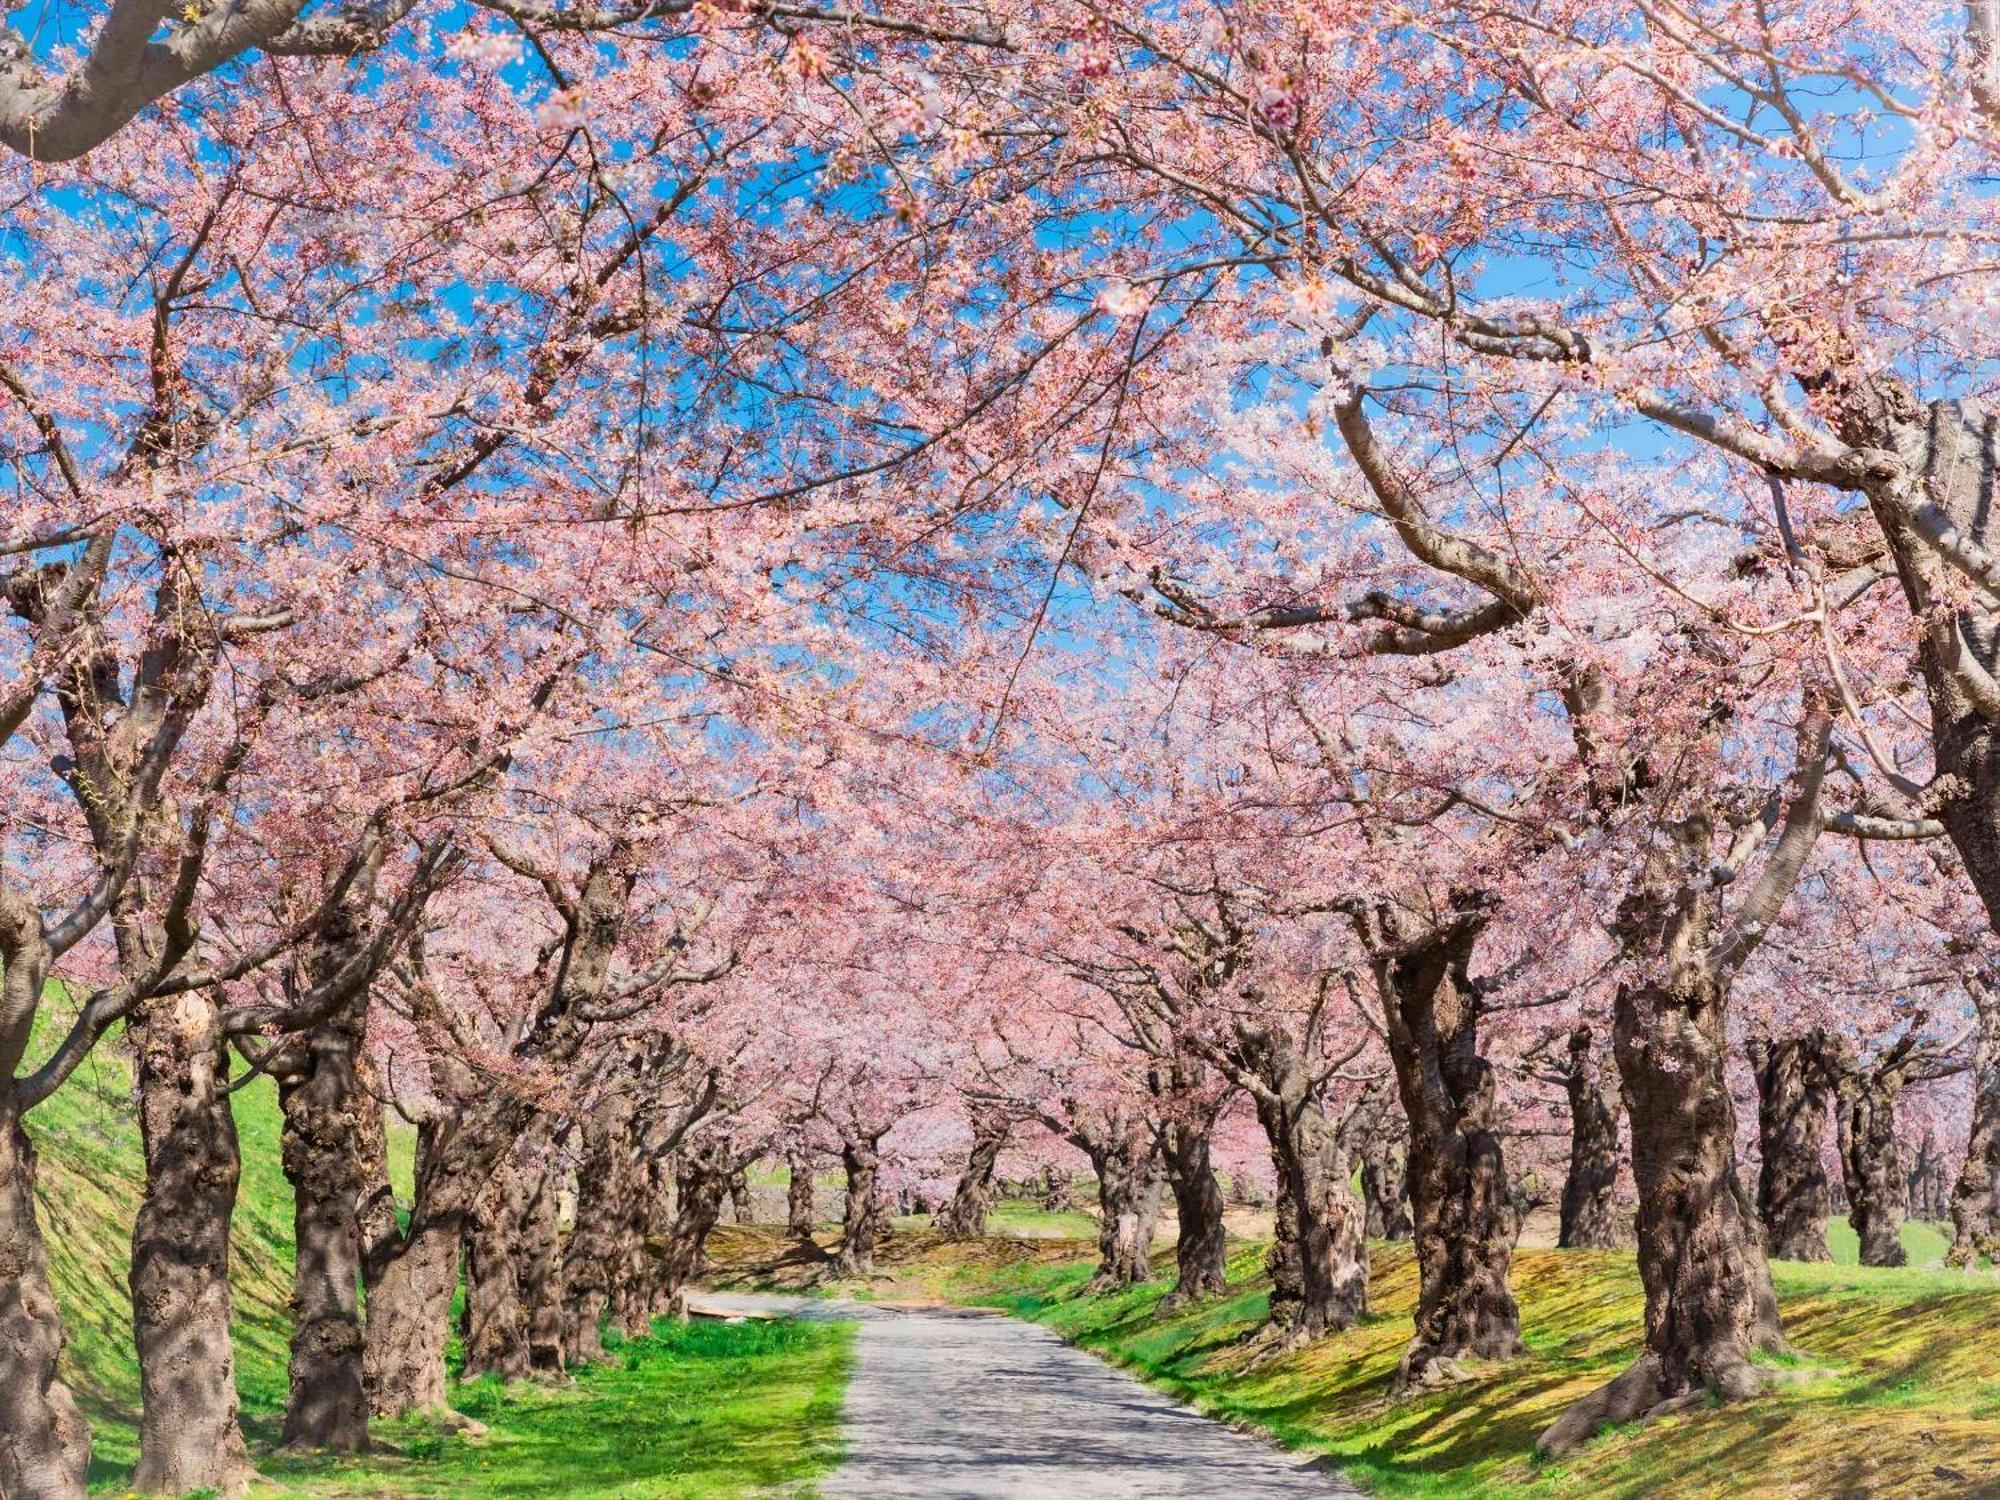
695 1293 1357 1498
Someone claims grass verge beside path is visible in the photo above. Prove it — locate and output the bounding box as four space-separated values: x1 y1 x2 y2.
707 1218 2000 1500
258 1318 852 1499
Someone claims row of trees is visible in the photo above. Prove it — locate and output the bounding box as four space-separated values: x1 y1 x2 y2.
6 1 2000 1495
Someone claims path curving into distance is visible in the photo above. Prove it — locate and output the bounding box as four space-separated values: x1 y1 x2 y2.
695 1293 1358 1499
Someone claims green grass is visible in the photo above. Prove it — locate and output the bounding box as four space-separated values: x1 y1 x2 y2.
1824 1215 1952 1269
737 1225 2000 1500
23 1007 852 1496
256 1319 852 1499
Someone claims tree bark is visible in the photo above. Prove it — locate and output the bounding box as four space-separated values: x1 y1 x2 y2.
1039 1166 1074 1212
1542 970 1782 1456
516 1127 567 1372
1952 994 2000 1265
461 1151 529 1380
274 1005 374 1451
649 1145 731 1316
1559 1026 1626 1250
1075 1109 1163 1290
0 1089 90 1500
1749 1035 1833 1263
563 1096 639 1365
836 1135 888 1276
127 991 255 1496
1341 1077 1412 1242
362 1121 465 1418
1238 1027 1369 1344
1157 1115 1228 1307
1832 1041 1912 1268
727 1166 753 1226
785 1150 817 1237
934 1113 1008 1240
1909 1130 1950 1222
1374 905 1523 1390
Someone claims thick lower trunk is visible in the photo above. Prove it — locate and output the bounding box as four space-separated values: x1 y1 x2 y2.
362 1207 460 1417
1542 972 1782 1457
1954 1002 2000 1264
785 1152 817 1237
1559 1026 1627 1250
1158 1120 1228 1306
516 1131 567 1372
650 1152 730 1315
0 1091 90 1500
1835 1061 1909 1268
275 1009 373 1452
1251 1082 1368 1343
353 1055 401 1297
1377 911 1522 1389
934 1118 1007 1240
127 996 254 1496
836 1139 887 1276
1080 1119 1162 1290
563 1101 639 1365
461 1153 529 1380
1341 1076 1412 1241
727 1167 753 1226
1749 1036 1832 1263
1039 1166 1073 1212
1909 1131 1951 1222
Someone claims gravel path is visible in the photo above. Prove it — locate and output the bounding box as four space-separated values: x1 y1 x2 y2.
694 1293 1358 1499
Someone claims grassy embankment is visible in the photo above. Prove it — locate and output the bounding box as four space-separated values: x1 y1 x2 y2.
707 1210 2000 1500
25 1017 850 1497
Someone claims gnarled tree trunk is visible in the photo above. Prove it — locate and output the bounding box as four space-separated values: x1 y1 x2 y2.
1909 1130 1951 1222
1158 1115 1228 1308
127 991 255 1496
363 1120 468 1418
1075 1109 1163 1290
1749 1034 1833 1263
836 1134 888 1276
934 1112 1008 1240
1040 1166 1074 1212
1374 905 1522 1390
1239 1027 1368 1344
650 1145 732 1316
516 1127 567 1372
461 1151 529 1381
1952 994 2000 1265
0 1087 90 1500
563 1096 639 1365
1541 967 1783 1457
1342 1077 1412 1242
274 1005 374 1452
785 1150 817 1237
1832 1042 1911 1268
1559 1026 1626 1250
726 1166 753 1226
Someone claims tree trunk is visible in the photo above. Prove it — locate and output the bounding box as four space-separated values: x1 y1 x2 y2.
1833 1045 1911 1268
563 1099 638 1366
1909 1130 1950 1222
1158 1117 1228 1307
363 1121 466 1418
1952 995 2000 1265
461 1152 529 1380
727 1166 753 1226
1375 906 1523 1389
649 1147 731 1316
0 1088 90 1500
353 1054 401 1297
836 1136 887 1276
1238 1026 1369 1344
785 1151 817 1237
1040 1166 1074 1212
1541 969 1783 1457
1342 1078 1412 1242
1077 1111 1163 1290
934 1114 1007 1240
1749 1035 1833 1263
274 1005 374 1452
127 993 255 1496
516 1128 567 1372
1559 1026 1627 1250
